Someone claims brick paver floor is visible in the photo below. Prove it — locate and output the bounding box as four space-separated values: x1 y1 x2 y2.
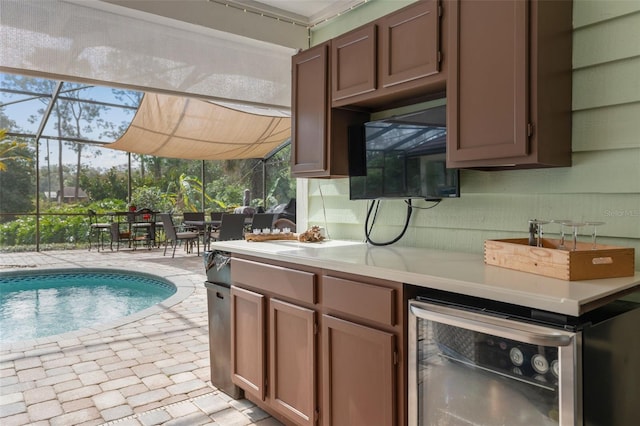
0 248 283 426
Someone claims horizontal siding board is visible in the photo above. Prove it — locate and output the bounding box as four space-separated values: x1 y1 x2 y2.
326 224 640 267
311 148 640 197
572 56 640 110
308 178 349 197
573 12 640 68
573 1 640 29
460 150 640 194
308 192 640 239
572 102 640 152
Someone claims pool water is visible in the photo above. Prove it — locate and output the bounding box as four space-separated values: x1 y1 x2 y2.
0 270 176 342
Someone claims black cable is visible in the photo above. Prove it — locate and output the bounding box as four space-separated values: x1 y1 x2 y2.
364 199 413 246
405 199 441 209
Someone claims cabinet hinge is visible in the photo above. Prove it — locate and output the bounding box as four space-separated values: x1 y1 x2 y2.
437 51 442 64
393 351 399 366
527 123 534 137
438 3 443 18
314 322 318 335
315 409 320 422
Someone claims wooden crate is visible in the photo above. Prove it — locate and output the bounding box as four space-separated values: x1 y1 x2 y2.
245 232 298 242
484 238 635 281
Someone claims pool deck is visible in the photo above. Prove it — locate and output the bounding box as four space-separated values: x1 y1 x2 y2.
0 248 282 426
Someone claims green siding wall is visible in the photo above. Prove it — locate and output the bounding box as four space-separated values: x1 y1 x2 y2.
305 0 640 267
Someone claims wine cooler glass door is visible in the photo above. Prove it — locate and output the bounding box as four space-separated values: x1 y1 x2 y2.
408 300 579 426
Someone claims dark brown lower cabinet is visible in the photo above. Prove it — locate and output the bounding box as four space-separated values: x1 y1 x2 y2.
322 315 396 426
229 258 404 425
230 286 265 401
231 285 317 426
269 299 316 426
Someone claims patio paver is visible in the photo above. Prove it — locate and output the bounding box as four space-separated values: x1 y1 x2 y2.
0 249 282 426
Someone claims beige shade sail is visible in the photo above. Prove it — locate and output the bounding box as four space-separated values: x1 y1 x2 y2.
109 92 291 160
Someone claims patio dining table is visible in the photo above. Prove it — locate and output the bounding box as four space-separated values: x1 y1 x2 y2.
183 219 221 251
108 210 159 249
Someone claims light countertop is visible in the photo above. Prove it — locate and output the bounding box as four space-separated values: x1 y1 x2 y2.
208 239 640 317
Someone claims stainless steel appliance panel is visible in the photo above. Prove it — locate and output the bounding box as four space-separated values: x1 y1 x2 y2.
409 295 640 426
582 303 640 425
409 300 578 426
206 281 243 399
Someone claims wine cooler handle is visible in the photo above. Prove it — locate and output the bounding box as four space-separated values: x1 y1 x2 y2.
410 302 574 347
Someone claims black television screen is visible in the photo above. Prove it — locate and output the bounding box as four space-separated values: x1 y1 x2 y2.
349 105 459 201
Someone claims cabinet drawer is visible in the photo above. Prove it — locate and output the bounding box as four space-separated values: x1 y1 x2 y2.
323 276 396 326
231 258 316 304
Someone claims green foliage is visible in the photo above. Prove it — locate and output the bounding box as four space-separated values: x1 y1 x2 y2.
0 129 31 172
265 145 295 208
0 201 127 248
79 166 128 201
130 186 172 212
0 141 296 250
0 135 35 221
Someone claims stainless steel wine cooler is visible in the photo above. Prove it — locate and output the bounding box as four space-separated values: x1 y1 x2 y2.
408 292 639 426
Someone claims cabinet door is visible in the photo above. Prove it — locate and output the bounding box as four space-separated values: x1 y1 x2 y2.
269 299 316 426
322 315 396 426
291 43 329 176
380 0 440 88
447 0 529 164
230 286 265 401
331 25 377 103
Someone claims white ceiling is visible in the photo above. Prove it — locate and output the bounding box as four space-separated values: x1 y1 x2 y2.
100 0 367 50
230 0 365 26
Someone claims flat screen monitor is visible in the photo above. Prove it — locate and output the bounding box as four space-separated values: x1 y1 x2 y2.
348 105 459 201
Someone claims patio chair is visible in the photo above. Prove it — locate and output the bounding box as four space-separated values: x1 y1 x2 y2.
182 211 206 237
131 208 155 249
110 222 132 251
88 210 111 251
210 211 224 222
159 213 200 258
212 213 247 241
250 213 275 231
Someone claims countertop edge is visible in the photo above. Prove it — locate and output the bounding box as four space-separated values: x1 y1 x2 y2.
208 240 640 317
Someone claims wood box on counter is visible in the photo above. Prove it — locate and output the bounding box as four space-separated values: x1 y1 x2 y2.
484 238 635 281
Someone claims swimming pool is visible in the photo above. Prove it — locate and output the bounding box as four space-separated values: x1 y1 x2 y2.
0 269 176 342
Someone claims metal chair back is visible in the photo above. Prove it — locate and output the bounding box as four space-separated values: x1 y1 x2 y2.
250 213 275 231
217 213 246 241
159 213 200 257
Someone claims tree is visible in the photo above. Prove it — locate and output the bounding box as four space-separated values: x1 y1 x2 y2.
79 165 128 201
0 129 30 171
0 132 35 222
58 86 109 201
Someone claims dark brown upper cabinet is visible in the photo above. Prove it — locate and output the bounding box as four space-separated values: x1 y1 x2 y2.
331 25 377 103
447 0 573 169
291 42 369 178
331 0 445 109
380 0 440 89
291 43 330 177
